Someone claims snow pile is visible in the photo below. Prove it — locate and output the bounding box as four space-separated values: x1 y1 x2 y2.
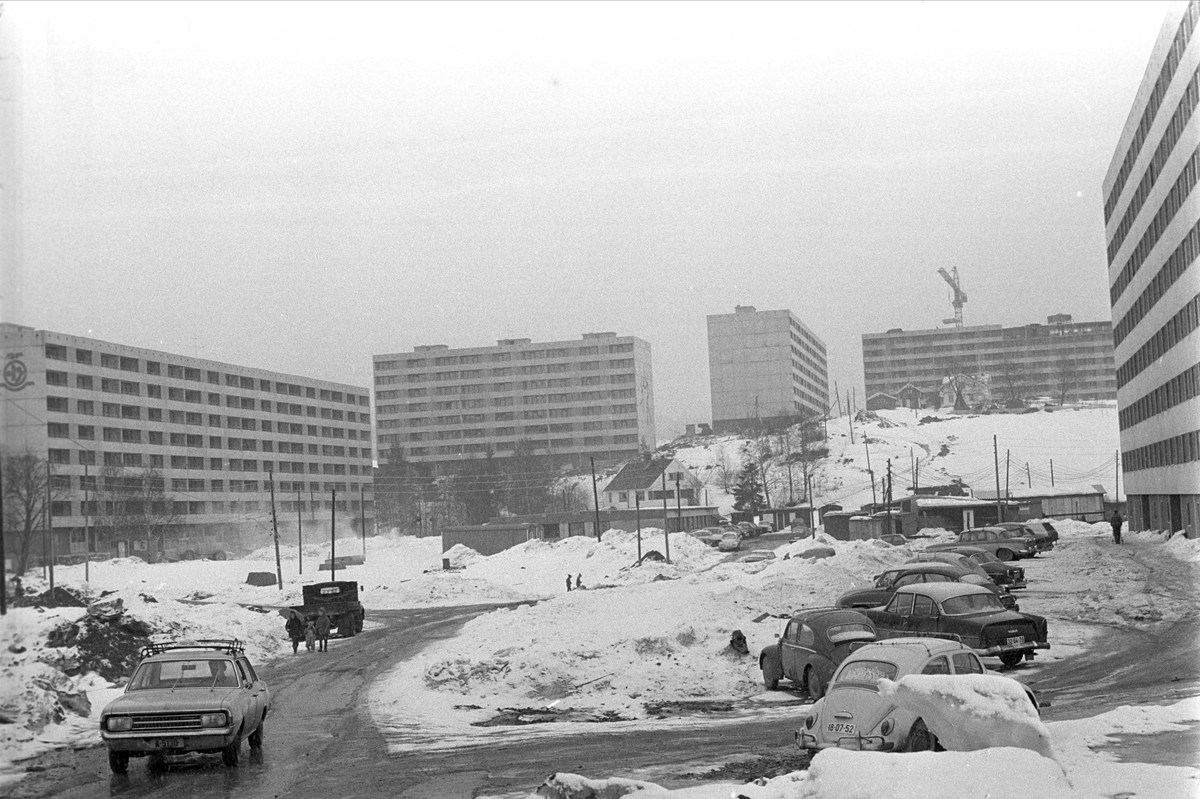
879 674 1055 759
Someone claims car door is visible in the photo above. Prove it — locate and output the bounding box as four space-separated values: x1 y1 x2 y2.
873 592 914 635
907 592 941 635
236 657 267 724
780 620 803 680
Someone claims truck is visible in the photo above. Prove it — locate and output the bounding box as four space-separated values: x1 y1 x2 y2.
280 581 365 637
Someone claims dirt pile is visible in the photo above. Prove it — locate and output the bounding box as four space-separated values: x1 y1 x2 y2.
44 600 158 683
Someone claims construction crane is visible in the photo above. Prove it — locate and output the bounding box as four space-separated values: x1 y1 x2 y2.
937 267 967 328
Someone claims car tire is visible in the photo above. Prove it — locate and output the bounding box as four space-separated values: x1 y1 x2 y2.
108 750 129 775
999 651 1024 668
906 719 938 752
222 734 241 767
805 667 824 700
996 548 1015 561
248 715 264 749
760 656 780 690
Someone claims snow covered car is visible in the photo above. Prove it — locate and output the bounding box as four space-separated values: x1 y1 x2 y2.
795 638 1038 752
740 550 777 563
836 562 1019 611
863 583 1048 667
760 608 877 698
718 532 742 552
100 640 270 773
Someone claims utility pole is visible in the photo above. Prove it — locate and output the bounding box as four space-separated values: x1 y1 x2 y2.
330 488 337 581
635 493 642 563
269 469 282 591
1114 449 1120 501
865 437 875 509
1050 459 1055 487
834 381 842 417
1026 462 1031 488
45 462 54 592
885 459 893 534
590 457 601 541
83 464 90 585
1005 450 1011 504
296 489 303 575
660 471 670 562
674 473 683 536
993 435 1003 524
310 488 315 523
360 484 366 558
848 392 856 444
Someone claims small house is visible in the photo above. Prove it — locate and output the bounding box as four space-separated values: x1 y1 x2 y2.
602 457 702 509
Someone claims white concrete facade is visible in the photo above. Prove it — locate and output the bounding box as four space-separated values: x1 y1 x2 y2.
1103 1 1200 537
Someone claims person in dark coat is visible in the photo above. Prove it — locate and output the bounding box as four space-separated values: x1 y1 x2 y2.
285 610 305 655
315 608 332 652
1111 511 1124 544
566 574 572 592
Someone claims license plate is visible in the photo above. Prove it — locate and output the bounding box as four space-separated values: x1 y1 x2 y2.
1006 636 1024 646
826 722 856 735
153 738 183 749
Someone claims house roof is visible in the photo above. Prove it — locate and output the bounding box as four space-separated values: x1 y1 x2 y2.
975 484 1107 501
603 458 677 492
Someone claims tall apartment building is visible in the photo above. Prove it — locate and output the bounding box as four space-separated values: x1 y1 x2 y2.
861 316 1117 405
373 332 655 466
707 306 830 433
0 323 375 560
1103 1 1200 537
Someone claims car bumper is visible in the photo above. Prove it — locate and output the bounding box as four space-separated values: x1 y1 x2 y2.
978 641 1050 657
102 728 237 755
1001 580 1028 590
796 730 895 751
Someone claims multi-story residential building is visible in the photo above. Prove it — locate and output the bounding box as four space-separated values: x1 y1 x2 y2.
373 332 655 466
706 306 829 433
0 323 375 560
861 315 1117 407
1103 1 1200 538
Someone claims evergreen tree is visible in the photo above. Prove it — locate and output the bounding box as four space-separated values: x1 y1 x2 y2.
732 462 765 514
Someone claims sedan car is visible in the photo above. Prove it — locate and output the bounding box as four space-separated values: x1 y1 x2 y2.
759 608 877 698
689 527 725 547
718 531 742 552
996 521 1055 552
934 545 1027 589
795 638 1038 752
862 583 1049 668
100 640 269 773
837 562 1018 611
926 527 1036 561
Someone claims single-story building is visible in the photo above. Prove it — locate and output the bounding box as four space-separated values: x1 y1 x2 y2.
887 495 1016 535
866 393 899 411
488 506 722 538
974 484 1108 523
441 523 543 556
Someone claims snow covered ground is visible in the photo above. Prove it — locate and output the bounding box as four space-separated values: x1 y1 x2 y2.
2 406 1197 797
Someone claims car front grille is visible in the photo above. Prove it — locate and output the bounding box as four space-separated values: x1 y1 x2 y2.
130 713 204 732
1011 568 1024 581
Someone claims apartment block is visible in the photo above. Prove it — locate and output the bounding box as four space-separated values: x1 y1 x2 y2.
707 305 830 433
861 316 1117 406
373 332 655 466
1103 1 1200 537
0 323 375 560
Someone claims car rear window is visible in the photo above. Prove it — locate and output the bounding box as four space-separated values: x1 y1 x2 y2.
827 623 875 644
836 660 898 685
942 593 1005 615
128 658 238 690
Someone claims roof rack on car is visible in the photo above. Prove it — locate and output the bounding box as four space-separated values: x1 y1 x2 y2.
139 639 245 659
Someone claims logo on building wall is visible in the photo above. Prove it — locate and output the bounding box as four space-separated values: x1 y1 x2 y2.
3 353 30 391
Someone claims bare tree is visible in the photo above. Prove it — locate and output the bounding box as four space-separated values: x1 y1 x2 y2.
998 358 1026 408
1 449 68 575
1055 357 1078 406
92 466 178 560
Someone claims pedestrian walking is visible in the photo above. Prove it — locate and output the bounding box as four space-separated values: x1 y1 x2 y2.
304 620 317 652
1111 510 1124 544
575 573 584 590
285 610 305 655
316 608 332 652
566 574 572 592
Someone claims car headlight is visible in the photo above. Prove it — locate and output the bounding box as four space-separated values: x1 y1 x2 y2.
880 718 895 736
199 712 229 728
804 714 815 730
105 716 133 732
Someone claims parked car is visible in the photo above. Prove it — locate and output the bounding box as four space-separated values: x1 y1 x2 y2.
907 551 992 580
736 521 767 538
878 534 907 546
100 639 270 773
934 546 1027 589
926 526 1036 561
996 521 1055 551
795 637 1039 752
759 608 877 698
837 562 1019 611
862 583 1049 668
1024 520 1059 547
690 527 725 547
740 550 777 563
718 531 742 552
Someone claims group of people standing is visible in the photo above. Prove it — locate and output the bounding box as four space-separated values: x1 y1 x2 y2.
565 573 584 592
286 608 332 653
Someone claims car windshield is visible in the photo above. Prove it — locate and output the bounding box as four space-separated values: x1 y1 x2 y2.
835 659 898 685
128 658 239 690
969 551 1000 564
827 623 875 644
941 593 1006 615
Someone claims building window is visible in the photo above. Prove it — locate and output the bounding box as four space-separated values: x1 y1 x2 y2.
78 425 95 440
145 361 161 375
79 450 97 465
119 356 139 372
48 422 70 437
75 349 93 365
45 343 67 361
101 353 119 369
148 408 163 421
49 449 70 464
46 370 68 386
47 396 69 412
77 399 95 415
76 374 93 390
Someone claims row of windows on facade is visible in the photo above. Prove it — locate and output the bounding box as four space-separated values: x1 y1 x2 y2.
46 398 371 440
1106 69 1200 264
43 344 369 406
46 423 368 458
46 449 369 474
1122 427 1200 472
395 420 641 441
1115 291 1200 389
54 473 370 495
42 373 371 423
389 434 642 455
606 488 697 502
790 358 829 388
377 387 638 403
861 341 1117 360
49 499 372 518
1103 0 1200 222
788 330 829 363
1113 218 1199 348
865 362 1119 381
374 391 637 409
1118 361 1200 431
375 372 638 389
374 359 636 382
375 343 635 370
1111 145 1200 304
377 406 639 426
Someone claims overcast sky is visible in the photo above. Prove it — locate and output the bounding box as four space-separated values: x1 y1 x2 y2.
0 1 1173 437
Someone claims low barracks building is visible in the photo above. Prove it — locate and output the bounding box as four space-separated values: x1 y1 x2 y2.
1 323 375 560
373 332 655 466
